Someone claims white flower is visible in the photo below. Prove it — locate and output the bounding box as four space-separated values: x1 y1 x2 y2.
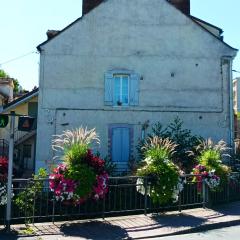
136 178 150 196
0 183 7 206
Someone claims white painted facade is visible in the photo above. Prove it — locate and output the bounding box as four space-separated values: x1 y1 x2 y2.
35 0 237 171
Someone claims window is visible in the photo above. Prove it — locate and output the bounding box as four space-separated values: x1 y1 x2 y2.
113 74 129 106
104 70 139 106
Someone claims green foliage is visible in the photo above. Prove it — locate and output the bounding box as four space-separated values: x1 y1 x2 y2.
137 136 180 205
14 168 47 223
103 156 116 176
64 143 88 165
65 163 96 198
198 150 221 169
138 117 202 172
13 79 20 93
0 69 9 77
19 226 36 235
237 112 240 120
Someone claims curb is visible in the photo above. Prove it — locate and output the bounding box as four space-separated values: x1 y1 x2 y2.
132 219 240 239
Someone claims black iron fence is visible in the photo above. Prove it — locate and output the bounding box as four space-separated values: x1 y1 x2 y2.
0 139 8 157
1 173 240 229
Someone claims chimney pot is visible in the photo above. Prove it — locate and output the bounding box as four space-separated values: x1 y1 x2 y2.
82 0 103 15
46 30 60 40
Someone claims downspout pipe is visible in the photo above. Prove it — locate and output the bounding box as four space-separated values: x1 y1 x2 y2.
228 57 234 148
222 56 234 149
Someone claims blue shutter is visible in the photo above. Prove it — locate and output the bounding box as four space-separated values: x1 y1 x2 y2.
104 72 114 106
129 73 140 106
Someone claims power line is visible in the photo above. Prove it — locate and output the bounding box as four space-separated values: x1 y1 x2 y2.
0 51 38 67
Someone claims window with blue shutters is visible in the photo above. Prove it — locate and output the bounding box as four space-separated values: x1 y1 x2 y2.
104 70 139 106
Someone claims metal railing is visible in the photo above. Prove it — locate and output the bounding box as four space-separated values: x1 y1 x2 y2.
13 128 36 145
1 173 240 229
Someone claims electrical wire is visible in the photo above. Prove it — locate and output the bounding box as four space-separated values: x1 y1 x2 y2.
0 51 38 66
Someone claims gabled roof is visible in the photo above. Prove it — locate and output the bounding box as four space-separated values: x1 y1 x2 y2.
37 0 238 52
2 87 38 113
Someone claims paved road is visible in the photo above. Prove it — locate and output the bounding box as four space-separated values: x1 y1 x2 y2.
163 225 240 240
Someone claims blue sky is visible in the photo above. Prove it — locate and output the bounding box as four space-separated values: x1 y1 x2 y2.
0 0 239 90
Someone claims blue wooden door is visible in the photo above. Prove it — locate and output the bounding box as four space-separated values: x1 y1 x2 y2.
112 127 130 171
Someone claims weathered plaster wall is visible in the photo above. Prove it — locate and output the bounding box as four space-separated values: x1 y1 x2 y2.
35 0 237 171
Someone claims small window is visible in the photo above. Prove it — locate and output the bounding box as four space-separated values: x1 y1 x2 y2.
113 74 129 106
104 70 139 107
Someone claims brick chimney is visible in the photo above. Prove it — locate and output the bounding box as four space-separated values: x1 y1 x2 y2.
82 0 103 15
168 0 190 15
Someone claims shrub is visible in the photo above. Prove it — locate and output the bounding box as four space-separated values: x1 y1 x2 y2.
14 168 47 222
137 117 202 172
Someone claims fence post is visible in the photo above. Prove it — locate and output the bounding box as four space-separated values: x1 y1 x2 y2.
6 111 15 232
144 177 148 215
227 176 230 202
102 194 106 220
178 181 182 213
52 199 55 224
202 179 206 209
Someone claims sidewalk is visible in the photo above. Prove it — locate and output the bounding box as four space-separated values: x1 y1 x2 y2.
1 201 240 239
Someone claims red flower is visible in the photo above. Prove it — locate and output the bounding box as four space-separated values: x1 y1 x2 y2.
85 150 105 173
0 156 8 181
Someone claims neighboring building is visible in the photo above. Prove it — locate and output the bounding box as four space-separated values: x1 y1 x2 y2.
233 78 240 113
0 77 14 110
35 0 238 172
233 78 240 138
0 88 38 177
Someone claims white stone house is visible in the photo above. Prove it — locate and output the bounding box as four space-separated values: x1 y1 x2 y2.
35 0 238 172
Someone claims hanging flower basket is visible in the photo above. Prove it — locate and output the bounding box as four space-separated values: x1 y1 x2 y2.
49 128 109 204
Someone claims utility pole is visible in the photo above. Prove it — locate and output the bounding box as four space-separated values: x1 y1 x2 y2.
6 111 15 231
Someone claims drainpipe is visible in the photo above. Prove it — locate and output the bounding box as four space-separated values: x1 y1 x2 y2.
222 56 234 149
227 57 234 148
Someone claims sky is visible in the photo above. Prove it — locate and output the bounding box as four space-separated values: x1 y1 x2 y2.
0 0 239 90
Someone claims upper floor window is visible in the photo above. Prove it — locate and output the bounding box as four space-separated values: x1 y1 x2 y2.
113 74 129 106
104 70 139 107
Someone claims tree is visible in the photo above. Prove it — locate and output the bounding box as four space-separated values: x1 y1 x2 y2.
0 69 9 78
13 79 20 93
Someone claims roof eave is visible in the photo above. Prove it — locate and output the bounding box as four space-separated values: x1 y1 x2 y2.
2 89 39 113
